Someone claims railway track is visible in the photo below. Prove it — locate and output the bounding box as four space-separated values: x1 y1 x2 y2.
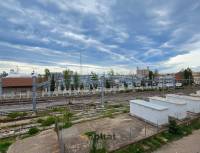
0 86 199 106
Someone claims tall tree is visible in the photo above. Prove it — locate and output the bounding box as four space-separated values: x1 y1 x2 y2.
44 68 50 80
149 71 154 80
73 72 80 90
107 69 114 76
50 74 55 92
183 68 193 85
149 70 154 86
63 69 73 90
105 79 111 88
0 71 8 77
91 72 98 89
107 69 114 88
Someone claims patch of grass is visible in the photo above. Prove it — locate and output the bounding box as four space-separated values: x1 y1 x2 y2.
60 122 72 129
84 131 96 138
41 116 56 126
52 107 66 113
0 138 15 153
122 109 129 113
7 112 28 119
37 118 44 123
190 118 200 130
103 111 114 118
115 144 144 153
28 127 39 136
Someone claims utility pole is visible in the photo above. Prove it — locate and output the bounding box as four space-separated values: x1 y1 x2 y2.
32 75 37 112
162 77 164 96
0 78 2 98
101 75 104 107
48 75 51 96
80 50 82 75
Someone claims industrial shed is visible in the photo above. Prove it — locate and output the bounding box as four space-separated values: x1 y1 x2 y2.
166 94 200 113
130 100 169 126
149 96 187 120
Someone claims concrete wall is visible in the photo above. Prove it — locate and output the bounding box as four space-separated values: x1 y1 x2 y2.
149 97 187 119
130 101 169 126
166 94 200 113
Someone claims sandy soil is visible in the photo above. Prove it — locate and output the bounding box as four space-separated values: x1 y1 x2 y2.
61 114 158 153
153 129 200 153
7 129 59 153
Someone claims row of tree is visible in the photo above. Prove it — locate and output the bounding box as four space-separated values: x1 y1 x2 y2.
177 68 193 85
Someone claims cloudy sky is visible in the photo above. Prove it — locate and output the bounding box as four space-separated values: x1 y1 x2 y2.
0 0 200 74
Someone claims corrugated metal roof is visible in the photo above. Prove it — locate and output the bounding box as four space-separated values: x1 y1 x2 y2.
149 96 186 105
130 99 168 111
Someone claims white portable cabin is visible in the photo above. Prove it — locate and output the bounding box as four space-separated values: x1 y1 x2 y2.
166 94 200 113
149 96 187 119
191 90 200 97
130 100 169 126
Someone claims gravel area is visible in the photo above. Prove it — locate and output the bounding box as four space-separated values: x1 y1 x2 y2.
7 129 59 153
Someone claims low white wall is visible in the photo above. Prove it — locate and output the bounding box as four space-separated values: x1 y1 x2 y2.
149 97 187 119
166 94 200 113
130 100 169 126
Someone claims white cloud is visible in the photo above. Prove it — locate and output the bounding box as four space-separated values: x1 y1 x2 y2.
0 60 132 75
135 35 155 45
144 48 163 57
163 49 200 72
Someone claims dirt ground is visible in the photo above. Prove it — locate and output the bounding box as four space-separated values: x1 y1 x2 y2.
153 129 200 153
7 129 59 153
61 114 158 153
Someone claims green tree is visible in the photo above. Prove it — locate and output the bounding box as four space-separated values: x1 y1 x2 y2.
168 120 182 135
63 69 73 90
124 81 128 88
105 79 110 88
80 83 84 90
91 72 98 89
44 68 50 78
149 71 154 86
107 69 114 88
107 69 114 76
50 74 55 92
73 72 80 90
60 83 64 91
183 68 193 85
0 71 8 77
149 71 154 80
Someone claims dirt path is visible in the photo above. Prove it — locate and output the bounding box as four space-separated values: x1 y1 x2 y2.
7 129 59 153
153 129 200 153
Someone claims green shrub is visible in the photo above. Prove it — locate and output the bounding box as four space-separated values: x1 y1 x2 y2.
0 141 12 153
41 116 55 126
191 119 200 129
180 126 192 136
168 120 182 136
8 112 27 119
37 118 44 123
122 109 129 113
28 127 39 135
62 122 72 129
115 144 144 153
149 138 161 148
84 131 96 137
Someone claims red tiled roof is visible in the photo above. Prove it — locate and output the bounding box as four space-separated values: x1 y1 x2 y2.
2 77 33 87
